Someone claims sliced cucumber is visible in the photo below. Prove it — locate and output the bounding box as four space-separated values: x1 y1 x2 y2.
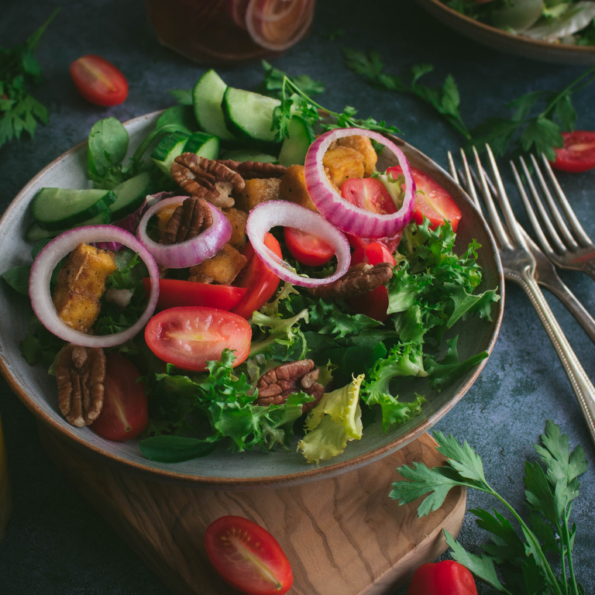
32 188 116 231
26 212 108 242
184 131 220 160
223 149 278 163
278 116 315 167
192 70 235 141
151 131 190 176
110 172 153 221
222 88 280 147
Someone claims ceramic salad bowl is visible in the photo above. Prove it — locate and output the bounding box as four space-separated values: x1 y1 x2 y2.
0 111 504 489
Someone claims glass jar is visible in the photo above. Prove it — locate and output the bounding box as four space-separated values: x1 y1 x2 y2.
145 0 316 65
0 413 11 543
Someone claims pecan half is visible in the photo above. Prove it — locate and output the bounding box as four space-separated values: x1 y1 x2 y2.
56 344 106 428
307 262 394 300
171 153 245 209
161 197 213 245
219 160 287 180
256 359 324 413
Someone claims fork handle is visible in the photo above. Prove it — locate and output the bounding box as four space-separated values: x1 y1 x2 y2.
511 271 595 445
540 276 595 346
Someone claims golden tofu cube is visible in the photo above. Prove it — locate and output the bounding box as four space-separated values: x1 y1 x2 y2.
335 135 378 177
223 208 248 251
188 244 247 285
323 146 365 189
52 243 117 333
234 178 281 212
279 165 318 212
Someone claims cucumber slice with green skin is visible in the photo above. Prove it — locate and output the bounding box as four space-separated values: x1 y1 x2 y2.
26 212 108 242
32 188 117 231
151 131 190 176
184 131 220 160
110 172 153 221
222 150 278 163
222 87 281 147
192 70 235 141
278 116 315 167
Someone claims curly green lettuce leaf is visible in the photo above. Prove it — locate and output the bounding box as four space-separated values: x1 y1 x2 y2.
249 308 309 361
298 374 364 464
425 337 489 391
361 342 427 432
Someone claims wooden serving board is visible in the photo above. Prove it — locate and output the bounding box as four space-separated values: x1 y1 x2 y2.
38 424 466 595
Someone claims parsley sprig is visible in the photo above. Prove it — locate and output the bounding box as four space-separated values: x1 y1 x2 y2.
260 62 400 143
390 420 587 594
0 9 59 150
343 47 595 160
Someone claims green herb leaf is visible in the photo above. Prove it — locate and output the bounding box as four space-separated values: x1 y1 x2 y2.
169 88 193 105
2 265 31 295
87 117 130 189
139 436 217 463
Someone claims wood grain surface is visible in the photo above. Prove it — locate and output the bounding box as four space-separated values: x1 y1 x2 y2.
38 424 466 595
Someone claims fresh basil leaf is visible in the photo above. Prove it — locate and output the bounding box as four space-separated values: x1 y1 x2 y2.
139 436 217 463
88 117 130 181
2 265 31 295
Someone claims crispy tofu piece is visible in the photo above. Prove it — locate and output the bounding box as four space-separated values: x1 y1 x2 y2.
279 165 318 212
188 244 247 285
52 243 117 333
156 201 184 239
323 146 365 189
335 135 378 177
234 178 281 212
223 208 248 251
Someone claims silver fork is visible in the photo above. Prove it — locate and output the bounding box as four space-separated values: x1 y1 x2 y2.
450 145 595 447
515 154 595 280
448 150 595 347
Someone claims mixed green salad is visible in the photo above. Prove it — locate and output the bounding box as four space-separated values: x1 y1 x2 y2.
447 0 595 45
2 64 500 466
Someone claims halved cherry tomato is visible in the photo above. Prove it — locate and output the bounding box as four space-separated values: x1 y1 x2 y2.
145 307 251 371
348 242 396 322
91 353 147 442
552 131 595 173
205 516 293 595
387 165 462 232
70 55 128 107
284 227 334 267
232 233 282 319
340 177 402 253
341 177 396 214
142 278 246 311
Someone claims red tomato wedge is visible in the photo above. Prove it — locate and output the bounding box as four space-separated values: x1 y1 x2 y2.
205 516 293 595
387 165 462 232
232 233 282 319
340 178 402 253
91 353 147 442
348 243 396 322
142 278 246 311
284 227 334 267
552 131 595 173
70 55 128 107
145 307 251 371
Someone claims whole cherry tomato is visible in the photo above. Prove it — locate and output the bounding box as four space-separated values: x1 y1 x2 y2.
406 560 477 595
70 55 128 106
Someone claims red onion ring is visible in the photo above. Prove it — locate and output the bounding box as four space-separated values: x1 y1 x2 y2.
304 129 416 239
245 0 313 51
136 196 232 269
29 225 160 348
246 201 350 287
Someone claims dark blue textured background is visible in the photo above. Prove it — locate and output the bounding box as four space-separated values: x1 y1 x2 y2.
1 1 594 593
